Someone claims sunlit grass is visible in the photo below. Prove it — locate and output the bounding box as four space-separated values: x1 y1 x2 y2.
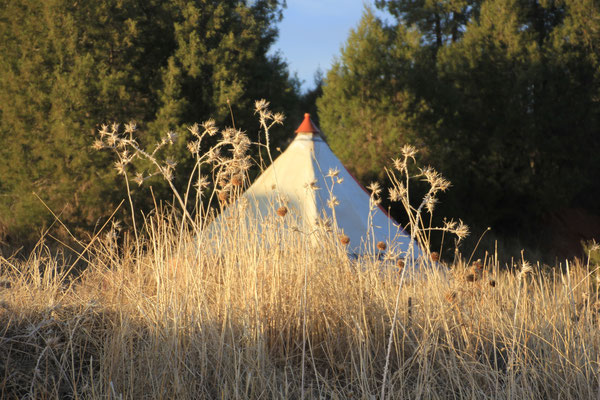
1 103 598 399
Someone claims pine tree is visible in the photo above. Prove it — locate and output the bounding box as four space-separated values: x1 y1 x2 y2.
376 0 482 46
0 0 161 242
318 9 426 182
0 0 299 245
431 0 600 226
318 0 600 245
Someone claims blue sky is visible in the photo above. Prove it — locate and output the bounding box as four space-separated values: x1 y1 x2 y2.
272 1 392 92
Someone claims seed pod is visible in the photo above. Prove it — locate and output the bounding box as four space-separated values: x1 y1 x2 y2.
397 259 405 273
339 234 350 246
231 175 243 186
377 241 387 251
276 206 288 217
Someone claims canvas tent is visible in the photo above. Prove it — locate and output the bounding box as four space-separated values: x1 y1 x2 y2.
213 113 420 259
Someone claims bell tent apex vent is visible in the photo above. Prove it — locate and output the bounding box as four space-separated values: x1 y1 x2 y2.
295 113 320 135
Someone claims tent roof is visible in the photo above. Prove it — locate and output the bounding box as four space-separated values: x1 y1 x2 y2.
214 113 421 259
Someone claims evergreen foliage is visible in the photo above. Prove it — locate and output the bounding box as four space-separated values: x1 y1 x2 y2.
319 10 427 182
0 0 299 245
319 1 600 241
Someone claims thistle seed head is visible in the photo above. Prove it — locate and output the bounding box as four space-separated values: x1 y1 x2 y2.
202 119 218 136
231 175 243 186
218 191 229 202
388 188 402 202
339 234 350 246
187 141 201 154
134 172 144 186
401 144 417 159
393 157 406 172
272 112 285 125
367 182 381 196
425 194 438 213
327 196 339 209
188 123 200 137
92 139 105 150
327 168 340 178
162 167 173 182
454 220 469 241
114 160 127 175
254 99 269 113
420 166 451 192
124 122 137 134
195 175 209 191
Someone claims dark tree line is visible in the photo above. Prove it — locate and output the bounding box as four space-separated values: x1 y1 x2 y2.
318 0 600 254
1 0 598 257
0 0 301 246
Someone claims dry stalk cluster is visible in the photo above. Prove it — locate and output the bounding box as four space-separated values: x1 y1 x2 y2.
0 102 598 399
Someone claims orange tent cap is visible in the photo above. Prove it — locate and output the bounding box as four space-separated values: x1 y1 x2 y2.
295 113 320 134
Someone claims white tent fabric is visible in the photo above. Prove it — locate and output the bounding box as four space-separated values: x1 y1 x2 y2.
213 114 420 259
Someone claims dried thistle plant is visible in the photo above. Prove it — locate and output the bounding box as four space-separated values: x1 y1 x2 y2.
93 98 274 229
385 147 469 263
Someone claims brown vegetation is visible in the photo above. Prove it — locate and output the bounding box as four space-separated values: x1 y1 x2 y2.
1 225 599 398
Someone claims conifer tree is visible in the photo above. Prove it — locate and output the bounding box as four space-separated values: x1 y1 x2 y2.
376 0 482 46
318 10 426 182
0 0 298 245
319 1 600 241
432 0 600 226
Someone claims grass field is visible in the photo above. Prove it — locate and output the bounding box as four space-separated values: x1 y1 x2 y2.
1 104 598 399
1 218 599 399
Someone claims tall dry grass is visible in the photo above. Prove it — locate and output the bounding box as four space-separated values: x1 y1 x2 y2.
1 103 599 399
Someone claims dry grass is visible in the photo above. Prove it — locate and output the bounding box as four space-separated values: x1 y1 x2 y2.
1 224 599 399
1 103 599 399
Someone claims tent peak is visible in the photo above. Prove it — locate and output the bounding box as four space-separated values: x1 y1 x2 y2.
295 113 320 135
